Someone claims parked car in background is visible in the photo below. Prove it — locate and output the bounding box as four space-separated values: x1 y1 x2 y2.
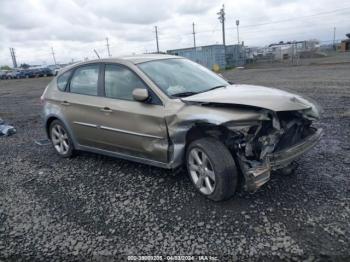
48 65 62 76
0 70 8 80
3 69 31 79
32 67 54 78
53 67 61 76
41 55 323 201
32 68 41 78
0 67 56 80
42 67 54 77
5 70 22 79
22 69 35 78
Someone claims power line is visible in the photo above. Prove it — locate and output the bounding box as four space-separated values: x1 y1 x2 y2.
193 7 350 35
238 7 350 29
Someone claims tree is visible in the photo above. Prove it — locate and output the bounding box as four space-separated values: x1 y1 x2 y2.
0 65 12 70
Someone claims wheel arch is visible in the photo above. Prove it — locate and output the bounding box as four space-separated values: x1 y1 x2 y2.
182 122 242 164
45 116 58 139
184 122 246 188
45 115 78 148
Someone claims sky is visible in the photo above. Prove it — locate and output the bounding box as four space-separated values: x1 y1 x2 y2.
0 0 349 66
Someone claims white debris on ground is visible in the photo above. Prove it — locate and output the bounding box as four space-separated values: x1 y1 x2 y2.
0 118 16 136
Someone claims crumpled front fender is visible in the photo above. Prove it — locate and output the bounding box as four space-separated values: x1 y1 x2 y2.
165 103 271 168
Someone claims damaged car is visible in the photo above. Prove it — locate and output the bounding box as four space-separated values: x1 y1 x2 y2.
41 55 322 201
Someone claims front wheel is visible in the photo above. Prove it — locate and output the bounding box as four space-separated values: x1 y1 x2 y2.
186 137 238 201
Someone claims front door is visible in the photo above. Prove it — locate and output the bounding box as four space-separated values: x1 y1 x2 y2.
96 64 169 163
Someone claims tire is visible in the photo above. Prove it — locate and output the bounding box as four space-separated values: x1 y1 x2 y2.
49 120 75 158
186 137 238 201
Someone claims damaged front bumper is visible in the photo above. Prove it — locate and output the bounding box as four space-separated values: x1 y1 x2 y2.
244 127 323 192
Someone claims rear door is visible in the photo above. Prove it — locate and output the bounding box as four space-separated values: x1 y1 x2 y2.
96 63 169 163
61 63 107 148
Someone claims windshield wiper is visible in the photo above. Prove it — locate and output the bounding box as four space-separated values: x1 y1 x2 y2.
206 85 227 91
171 91 199 98
171 85 227 98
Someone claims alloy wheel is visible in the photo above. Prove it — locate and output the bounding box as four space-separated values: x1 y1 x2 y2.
51 124 70 155
188 148 216 195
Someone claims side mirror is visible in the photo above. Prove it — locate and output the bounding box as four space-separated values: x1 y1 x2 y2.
132 88 149 102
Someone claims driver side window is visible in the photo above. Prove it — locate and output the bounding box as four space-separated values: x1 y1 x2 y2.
105 64 147 101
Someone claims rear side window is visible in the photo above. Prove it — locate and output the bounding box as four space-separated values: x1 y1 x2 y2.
57 70 71 91
105 64 147 100
70 65 99 96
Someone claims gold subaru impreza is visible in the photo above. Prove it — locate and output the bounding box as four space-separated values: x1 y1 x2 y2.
41 55 322 201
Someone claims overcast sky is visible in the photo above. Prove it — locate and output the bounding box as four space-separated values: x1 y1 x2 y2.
0 0 349 66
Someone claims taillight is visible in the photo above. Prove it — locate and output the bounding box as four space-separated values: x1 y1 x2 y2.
40 85 49 105
40 95 45 105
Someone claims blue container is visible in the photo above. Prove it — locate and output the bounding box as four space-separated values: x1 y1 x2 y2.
167 44 245 70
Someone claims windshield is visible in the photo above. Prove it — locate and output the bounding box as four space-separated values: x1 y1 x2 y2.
138 58 228 98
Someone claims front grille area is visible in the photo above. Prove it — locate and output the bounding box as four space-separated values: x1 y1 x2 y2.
274 123 315 152
244 111 316 161
274 111 314 152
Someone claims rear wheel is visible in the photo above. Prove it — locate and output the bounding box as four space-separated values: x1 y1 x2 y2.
49 120 75 158
186 137 238 201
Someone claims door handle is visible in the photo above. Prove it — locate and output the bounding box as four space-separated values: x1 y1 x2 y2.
61 101 70 106
100 107 112 113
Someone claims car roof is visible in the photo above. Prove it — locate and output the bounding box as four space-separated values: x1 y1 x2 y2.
119 54 182 64
89 54 181 64
58 54 182 76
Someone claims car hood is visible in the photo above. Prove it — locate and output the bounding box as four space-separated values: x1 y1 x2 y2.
182 84 314 112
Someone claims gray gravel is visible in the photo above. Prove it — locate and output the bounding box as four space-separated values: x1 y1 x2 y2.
0 64 349 261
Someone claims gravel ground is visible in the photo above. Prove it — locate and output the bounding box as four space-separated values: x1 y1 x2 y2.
0 64 349 261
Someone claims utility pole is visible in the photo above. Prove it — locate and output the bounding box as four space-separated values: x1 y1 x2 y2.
333 27 336 51
155 26 159 53
51 47 57 65
236 20 240 45
106 37 111 57
94 49 100 59
217 4 226 66
217 5 226 47
9 48 18 68
192 22 196 48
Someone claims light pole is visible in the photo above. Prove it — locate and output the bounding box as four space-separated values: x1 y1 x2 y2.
236 19 240 45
